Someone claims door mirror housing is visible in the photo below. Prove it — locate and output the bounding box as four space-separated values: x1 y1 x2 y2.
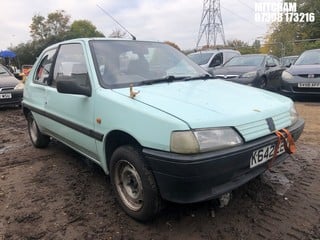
266 62 276 68
57 77 91 97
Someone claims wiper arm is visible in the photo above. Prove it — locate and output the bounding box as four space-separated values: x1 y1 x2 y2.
0 71 7 74
182 74 213 81
140 75 188 85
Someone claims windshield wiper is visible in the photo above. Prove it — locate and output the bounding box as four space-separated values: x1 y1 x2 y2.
139 74 213 86
140 75 188 85
0 71 7 74
182 74 213 81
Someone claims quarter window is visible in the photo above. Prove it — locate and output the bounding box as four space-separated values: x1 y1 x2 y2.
34 48 56 85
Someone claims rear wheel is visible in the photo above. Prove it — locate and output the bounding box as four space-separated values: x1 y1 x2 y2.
110 145 162 221
27 112 50 148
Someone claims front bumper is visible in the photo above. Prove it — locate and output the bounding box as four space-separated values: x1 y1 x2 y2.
0 89 23 106
280 77 320 98
143 118 304 204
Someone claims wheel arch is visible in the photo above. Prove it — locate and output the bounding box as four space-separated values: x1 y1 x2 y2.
22 105 31 118
104 130 142 171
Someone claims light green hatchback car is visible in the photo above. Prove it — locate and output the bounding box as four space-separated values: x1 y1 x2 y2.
22 38 304 221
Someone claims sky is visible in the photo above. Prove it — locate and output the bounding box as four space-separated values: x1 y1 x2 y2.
0 0 273 51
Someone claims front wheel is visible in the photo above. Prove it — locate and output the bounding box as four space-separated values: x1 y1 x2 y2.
110 145 162 221
259 77 267 89
27 112 50 148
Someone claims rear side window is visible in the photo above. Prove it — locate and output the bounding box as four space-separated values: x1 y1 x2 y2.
34 48 56 85
53 44 89 87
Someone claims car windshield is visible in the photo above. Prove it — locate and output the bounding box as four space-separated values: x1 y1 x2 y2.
224 55 264 67
281 56 298 66
294 51 320 65
188 52 214 65
0 65 10 76
90 40 207 88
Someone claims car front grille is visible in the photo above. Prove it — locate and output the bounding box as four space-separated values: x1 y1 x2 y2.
292 87 320 92
236 112 291 141
0 87 14 92
215 75 239 79
297 74 320 78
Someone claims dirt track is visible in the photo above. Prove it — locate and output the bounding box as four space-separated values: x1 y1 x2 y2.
0 101 319 240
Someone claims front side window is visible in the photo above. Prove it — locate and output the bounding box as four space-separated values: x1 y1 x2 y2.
210 53 223 67
90 40 206 88
53 44 89 87
188 52 214 65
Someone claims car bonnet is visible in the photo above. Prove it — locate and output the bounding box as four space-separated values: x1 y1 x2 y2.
288 64 320 75
214 66 259 76
113 79 293 141
0 75 20 88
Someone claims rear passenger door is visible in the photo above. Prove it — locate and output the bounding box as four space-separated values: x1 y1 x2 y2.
45 43 99 161
29 48 57 124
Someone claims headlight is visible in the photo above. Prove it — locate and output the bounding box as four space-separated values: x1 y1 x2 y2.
282 71 293 80
170 128 243 154
14 82 24 90
241 71 257 78
290 103 298 124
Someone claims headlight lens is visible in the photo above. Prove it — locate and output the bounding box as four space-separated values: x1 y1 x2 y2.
290 103 298 124
241 71 257 78
14 82 24 90
170 128 243 154
282 71 293 80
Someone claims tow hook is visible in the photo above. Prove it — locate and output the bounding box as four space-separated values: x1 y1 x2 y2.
218 192 232 208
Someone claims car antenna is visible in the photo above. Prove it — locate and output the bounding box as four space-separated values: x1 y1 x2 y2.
96 4 136 40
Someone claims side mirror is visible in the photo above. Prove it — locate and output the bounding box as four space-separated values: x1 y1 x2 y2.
266 62 276 68
57 77 91 97
14 73 23 81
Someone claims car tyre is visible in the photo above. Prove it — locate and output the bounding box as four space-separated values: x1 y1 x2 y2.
110 145 162 221
27 112 50 148
259 77 267 89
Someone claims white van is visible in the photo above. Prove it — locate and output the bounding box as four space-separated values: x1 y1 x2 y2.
188 49 240 73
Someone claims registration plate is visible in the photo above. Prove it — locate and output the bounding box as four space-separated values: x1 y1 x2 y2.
250 141 285 168
298 82 320 88
0 93 12 99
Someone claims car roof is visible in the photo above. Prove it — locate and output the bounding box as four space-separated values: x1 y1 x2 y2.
303 48 320 53
190 49 239 54
232 54 268 57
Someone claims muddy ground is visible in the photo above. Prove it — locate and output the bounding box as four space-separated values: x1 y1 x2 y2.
0 100 319 240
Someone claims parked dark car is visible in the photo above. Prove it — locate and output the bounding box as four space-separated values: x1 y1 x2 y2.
213 54 285 90
0 64 24 107
280 55 299 68
280 49 320 99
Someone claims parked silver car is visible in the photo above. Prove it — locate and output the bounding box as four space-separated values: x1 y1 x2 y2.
280 49 320 99
188 49 240 73
0 64 24 107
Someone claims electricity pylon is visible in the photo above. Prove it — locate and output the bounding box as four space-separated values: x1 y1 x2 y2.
196 0 226 48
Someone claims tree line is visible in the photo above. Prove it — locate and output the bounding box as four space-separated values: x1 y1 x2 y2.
262 0 320 57
11 10 106 65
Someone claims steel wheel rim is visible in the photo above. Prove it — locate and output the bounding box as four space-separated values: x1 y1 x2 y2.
30 118 38 143
114 160 143 211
